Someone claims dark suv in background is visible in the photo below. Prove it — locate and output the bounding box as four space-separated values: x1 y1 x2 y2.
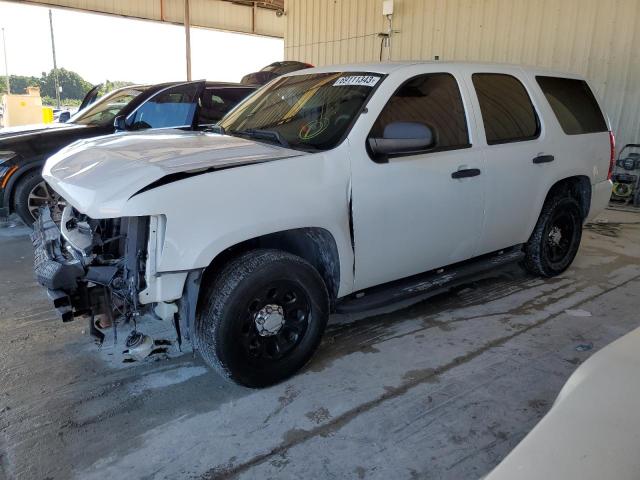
0 80 256 225
241 61 312 86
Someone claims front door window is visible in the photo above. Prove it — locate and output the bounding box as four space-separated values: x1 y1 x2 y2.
127 83 200 130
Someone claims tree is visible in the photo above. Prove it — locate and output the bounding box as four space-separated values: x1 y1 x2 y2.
0 74 40 94
39 68 93 101
0 69 133 102
98 80 135 96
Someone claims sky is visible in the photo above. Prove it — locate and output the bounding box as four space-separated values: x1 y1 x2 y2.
0 0 284 85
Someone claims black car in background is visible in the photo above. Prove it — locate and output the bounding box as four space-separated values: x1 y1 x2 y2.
0 80 256 225
241 61 313 86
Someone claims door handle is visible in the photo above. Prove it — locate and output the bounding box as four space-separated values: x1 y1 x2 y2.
533 154 555 164
451 168 481 179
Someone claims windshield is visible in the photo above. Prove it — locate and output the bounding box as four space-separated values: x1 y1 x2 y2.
218 72 383 151
70 87 146 126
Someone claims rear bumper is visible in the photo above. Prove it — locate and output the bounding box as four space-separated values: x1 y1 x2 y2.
586 179 613 223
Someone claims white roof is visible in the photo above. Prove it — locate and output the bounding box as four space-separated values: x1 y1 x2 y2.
287 61 581 79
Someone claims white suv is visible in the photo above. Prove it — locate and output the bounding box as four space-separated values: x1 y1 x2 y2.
32 62 614 387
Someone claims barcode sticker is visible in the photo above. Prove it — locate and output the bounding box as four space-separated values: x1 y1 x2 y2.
333 75 380 87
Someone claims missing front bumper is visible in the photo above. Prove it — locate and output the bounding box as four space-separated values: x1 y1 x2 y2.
31 207 88 321
31 207 84 291
31 206 153 328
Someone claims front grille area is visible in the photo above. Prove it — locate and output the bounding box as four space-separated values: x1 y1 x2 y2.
31 207 84 290
31 206 150 327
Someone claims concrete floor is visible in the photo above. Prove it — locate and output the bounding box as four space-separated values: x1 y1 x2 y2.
1 209 640 480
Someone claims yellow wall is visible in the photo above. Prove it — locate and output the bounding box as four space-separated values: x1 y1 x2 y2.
1 93 44 127
285 0 640 148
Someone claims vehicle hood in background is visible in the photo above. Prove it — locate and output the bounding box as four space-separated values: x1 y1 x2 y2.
485 326 640 480
42 129 303 217
0 122 83 140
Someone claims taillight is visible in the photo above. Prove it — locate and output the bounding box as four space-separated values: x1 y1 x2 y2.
608 131 616 180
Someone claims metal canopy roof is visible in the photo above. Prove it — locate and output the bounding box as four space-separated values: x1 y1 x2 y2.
8 0 285 37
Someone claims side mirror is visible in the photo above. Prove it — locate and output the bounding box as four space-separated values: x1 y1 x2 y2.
113 115 127 131
368 121 435 162
57 111 70 123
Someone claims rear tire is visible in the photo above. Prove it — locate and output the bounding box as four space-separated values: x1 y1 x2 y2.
196 249 329 388
523 194 583 277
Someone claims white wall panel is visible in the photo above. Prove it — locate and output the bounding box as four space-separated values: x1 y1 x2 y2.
285 0 640 147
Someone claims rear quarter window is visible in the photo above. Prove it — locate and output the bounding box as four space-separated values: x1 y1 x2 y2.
536 76 607 135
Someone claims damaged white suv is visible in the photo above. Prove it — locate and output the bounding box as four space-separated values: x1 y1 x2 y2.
32 62 614 387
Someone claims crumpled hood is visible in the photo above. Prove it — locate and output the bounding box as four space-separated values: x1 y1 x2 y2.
42 129 303 217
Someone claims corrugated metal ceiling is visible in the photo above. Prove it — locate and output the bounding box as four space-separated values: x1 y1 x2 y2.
9 0 285 37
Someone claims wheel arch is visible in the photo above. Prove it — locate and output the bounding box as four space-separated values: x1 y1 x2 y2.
544 175 592 220
200 227 341 306
4 160 45 212
524 175 592 243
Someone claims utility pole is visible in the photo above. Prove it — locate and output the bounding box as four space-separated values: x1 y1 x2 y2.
1 28 9 94
48 9 61 109
184 0 191 81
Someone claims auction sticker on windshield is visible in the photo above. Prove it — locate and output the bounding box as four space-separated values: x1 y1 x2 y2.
333 75 380 87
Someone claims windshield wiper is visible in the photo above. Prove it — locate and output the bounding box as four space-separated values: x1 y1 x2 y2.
232 128 290 148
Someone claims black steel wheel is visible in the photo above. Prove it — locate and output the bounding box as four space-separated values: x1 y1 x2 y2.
523 195 583 277
196 249 329 388
239 280 311 363
542 209 578 269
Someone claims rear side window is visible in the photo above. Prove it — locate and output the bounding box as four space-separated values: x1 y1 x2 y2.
472 73 539 145
370 73 470 151
536 76 607 135
198 87 254 126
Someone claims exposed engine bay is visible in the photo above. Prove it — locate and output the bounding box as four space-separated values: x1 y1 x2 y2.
31 205 183 348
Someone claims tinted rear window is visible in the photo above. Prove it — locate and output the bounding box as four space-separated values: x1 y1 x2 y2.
472 73 539 144
536 76 607 135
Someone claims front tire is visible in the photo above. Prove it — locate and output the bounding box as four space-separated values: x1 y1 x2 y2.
523 195 583 277
13 171 65 227
196 249 329 388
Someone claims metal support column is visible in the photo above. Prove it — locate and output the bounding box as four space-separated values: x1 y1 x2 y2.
1 28 9 94
184 0 192 81
48 9 61 109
